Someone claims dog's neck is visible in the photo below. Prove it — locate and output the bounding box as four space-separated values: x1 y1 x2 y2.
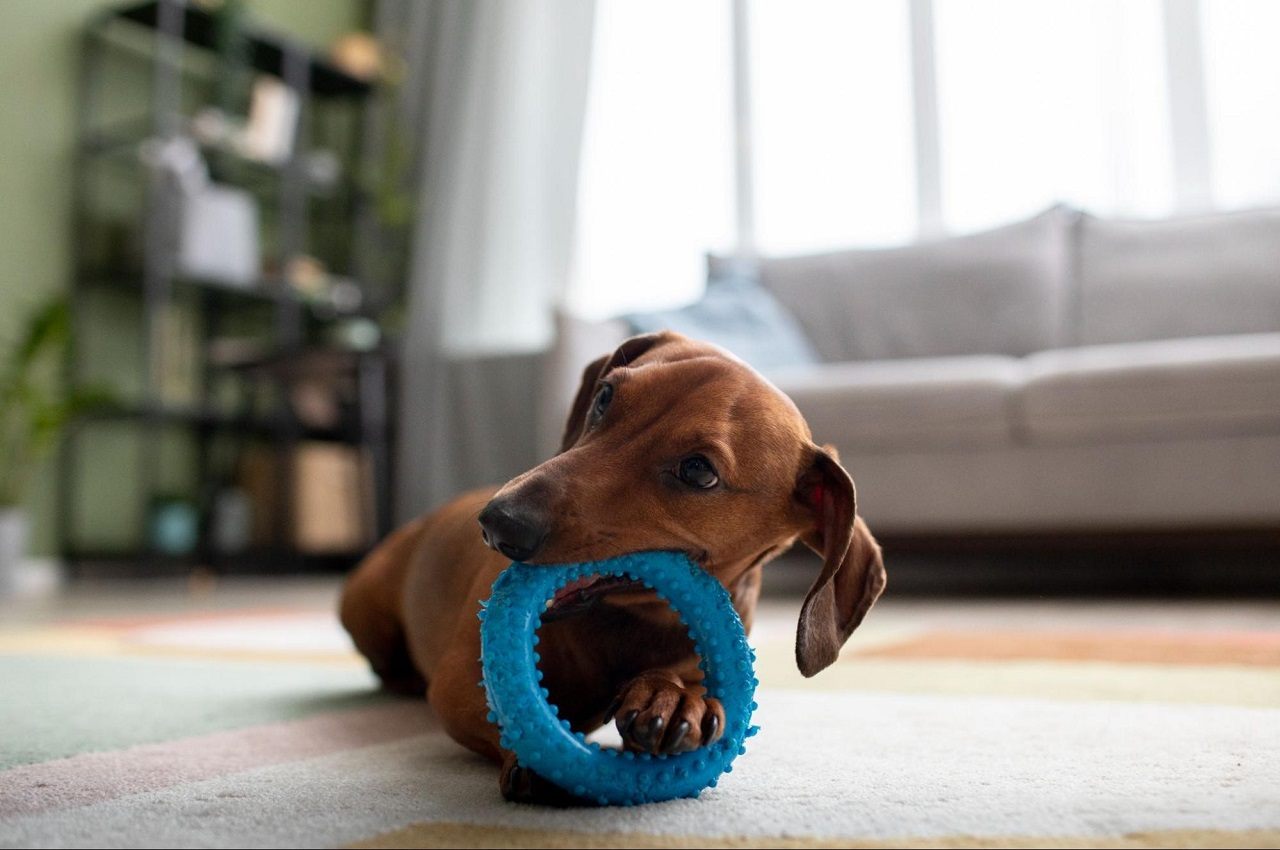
719 538 795 589
714 538 798 631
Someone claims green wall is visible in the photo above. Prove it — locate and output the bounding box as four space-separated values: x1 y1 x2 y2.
0 0 366 557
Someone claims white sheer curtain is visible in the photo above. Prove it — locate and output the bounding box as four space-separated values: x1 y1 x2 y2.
395 0 596 517
566 0 736 320
406 1 596 357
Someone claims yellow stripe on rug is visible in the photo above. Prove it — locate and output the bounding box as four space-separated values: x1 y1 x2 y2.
349 822 1280 849
0 627 361 667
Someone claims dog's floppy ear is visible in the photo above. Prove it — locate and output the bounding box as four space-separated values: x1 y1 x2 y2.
559 352 611 454
558 332 673 453
793 445 886 677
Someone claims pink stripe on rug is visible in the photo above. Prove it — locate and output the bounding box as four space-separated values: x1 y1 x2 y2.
857 629 1280 667
0 701 432 817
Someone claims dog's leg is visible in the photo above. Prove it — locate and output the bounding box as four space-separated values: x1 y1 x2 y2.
429 635 599 806
609 667 726 756
427 634 502 761
498 753 601 807
340 519 428 695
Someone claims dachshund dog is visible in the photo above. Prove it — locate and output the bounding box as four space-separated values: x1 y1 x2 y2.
340 331 885 805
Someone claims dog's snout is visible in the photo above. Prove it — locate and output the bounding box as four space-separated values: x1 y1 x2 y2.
477 498 549 562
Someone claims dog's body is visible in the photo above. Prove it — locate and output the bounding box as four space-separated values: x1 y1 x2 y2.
340 332 885 804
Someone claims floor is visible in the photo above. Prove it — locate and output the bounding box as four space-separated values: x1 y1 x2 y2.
1 573 1278 848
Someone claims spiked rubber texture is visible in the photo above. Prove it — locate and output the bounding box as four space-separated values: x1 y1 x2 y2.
478 551 759 806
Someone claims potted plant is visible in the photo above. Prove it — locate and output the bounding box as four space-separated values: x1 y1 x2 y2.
0 299 110 594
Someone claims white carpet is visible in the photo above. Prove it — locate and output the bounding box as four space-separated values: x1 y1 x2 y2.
3 690 1278 848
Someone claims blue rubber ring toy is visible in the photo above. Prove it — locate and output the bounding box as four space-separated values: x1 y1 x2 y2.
478 551 759 806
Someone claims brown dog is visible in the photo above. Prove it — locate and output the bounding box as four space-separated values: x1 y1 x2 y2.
340 331 885 804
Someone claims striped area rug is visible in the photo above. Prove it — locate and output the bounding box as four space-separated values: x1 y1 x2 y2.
1 592 1278 848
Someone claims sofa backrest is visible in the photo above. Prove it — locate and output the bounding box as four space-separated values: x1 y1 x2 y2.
1077 208 1280 345
730 206 1076 362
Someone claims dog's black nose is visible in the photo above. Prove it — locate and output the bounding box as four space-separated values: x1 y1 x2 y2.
478 497 549 562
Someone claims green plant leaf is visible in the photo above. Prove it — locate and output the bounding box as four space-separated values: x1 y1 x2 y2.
0 297 118 505
11 300 69 373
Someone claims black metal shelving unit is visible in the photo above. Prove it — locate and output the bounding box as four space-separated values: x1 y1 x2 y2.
61 0 398 574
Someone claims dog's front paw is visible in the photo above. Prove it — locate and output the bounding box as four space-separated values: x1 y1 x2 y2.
499 753 597 807
608 671 725 755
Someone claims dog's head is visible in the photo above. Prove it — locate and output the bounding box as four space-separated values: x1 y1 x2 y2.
479 331 885 676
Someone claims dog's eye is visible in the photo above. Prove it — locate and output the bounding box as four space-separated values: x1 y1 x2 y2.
588 382 613 428
677 455 719 489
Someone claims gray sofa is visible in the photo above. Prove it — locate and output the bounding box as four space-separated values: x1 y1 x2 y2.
544 205 1280 536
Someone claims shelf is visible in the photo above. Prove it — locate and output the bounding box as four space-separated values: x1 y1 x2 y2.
80 124 364 205
79 269 376 321
84 268 289 303
214 344 391 375
63 547 370 574
80 403 275 436
104 0 373 98
78 402 372 445
64 1 397 574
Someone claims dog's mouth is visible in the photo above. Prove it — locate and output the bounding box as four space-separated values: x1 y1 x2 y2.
542 573 648 621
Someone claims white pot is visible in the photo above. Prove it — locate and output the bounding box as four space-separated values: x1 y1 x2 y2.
0 508 28 597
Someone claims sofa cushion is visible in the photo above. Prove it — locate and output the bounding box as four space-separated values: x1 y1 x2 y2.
1078 208 1280 345
771 355 1024 450
623 264 820 373
1021 333 1280 442
718 206 1075 363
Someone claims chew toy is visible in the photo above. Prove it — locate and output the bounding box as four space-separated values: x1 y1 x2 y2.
479 550 759 805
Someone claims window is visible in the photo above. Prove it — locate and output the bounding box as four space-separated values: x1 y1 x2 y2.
934 0 1173 231
750 0 917 254
1202 0 1280 209
567 0 1280 319
567 0 735 320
